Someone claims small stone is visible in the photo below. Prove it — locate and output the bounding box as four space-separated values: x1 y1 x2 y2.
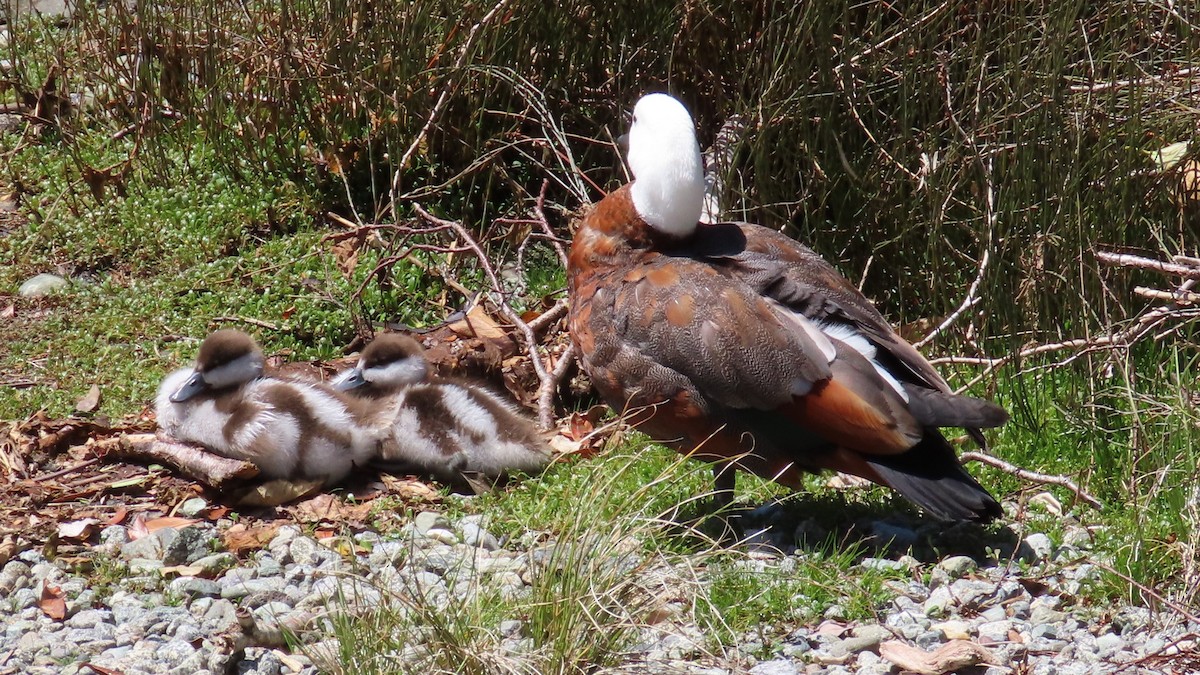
425 527 459 545
169 577 221 598
289 537 320 566
177 497 209 518
1030 604 1066 626
828 625 889 657
461 522 500 551
163 526 213 565
18 273 68 297
414 511 451 535
96 526 130 553
499 619 522 638
748 660 799 675
1019 533 1054 563
936 555 977 579
1094 633 1126 658
979 605 1008 622
977 620 1011 642
859 557 909 572
915 629 946 649
120 527 179 561
66 608 113 629
933 620 971 640
221 576 285 599
190 552 236 576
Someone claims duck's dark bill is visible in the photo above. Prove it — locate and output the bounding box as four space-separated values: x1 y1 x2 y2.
170 371 210 402
331 368 367 391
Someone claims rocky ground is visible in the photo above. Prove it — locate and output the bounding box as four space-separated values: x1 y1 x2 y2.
1 497 1196 675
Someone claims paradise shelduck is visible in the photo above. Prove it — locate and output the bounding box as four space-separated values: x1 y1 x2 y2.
567 93 1007 522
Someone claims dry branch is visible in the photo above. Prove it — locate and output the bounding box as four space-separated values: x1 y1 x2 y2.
410 204 569 430
102 433 259 489
960 451 1102 510
933 250 1200 391
1095 250 1200 280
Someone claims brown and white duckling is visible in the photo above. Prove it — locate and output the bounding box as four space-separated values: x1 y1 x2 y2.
332 333 551 486
156 329 389 485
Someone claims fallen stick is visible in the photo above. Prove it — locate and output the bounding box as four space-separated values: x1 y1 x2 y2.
1134 286 1200 305
101 433 259 489
1095 250 1200 280
960 451 1102 510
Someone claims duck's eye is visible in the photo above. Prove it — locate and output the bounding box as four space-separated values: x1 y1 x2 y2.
632 114 638 124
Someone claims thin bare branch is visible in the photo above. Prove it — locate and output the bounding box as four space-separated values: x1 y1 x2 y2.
960 451 1103 510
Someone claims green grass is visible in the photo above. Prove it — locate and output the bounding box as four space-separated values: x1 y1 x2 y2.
3 1 1200 669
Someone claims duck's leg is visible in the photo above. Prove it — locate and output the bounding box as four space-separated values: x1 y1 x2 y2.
711 461 743 543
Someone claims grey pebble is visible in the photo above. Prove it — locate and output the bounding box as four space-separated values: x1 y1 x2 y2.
414 511 451 534
1021 533 1054 563
748 660 800 675
169 577 222 598
18 273 68 297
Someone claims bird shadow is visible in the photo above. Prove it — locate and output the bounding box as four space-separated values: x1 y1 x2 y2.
663 491 1026 567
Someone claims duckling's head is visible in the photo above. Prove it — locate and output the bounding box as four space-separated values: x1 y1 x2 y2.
169 329 265 402
333 333 429 393
627 93 705 239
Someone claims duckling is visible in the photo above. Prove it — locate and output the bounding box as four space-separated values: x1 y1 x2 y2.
156 329 389 485
332 333 551 487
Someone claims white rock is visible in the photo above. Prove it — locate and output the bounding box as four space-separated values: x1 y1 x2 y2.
18 273 68 297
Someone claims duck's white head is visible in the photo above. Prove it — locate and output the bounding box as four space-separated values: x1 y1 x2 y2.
332 333 429 392
170 329 265 402
627 93 705 238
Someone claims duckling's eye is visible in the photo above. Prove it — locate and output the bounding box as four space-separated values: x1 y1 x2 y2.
632 114 638 124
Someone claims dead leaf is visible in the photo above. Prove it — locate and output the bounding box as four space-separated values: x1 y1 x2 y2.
39 580 66 620
815 619 848 638
160 564 205 578
378 473 443 502
223 523 280 555
1 304 14 319
331 236 360 278
879 639 996 675
450 304 510 343
80 663 122 675
104 507 129 526
286 493 375 524
127 514 150 541
144 516 199 532
57 518 99 541
237 478 324 506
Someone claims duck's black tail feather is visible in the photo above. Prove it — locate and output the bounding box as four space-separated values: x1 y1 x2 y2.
865 431 1002 522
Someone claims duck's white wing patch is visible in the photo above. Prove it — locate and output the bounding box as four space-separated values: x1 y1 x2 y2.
817 321 909 402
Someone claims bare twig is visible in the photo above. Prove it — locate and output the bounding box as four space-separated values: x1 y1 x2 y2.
1135 286 1200 305
101 433 260 489
1095 250 1200 280
412 204 559 428
213 316 281 332
533 179 568 269
1067 66 1197 93
960 451 1103 510
536 343 577 431
528 299 568 335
